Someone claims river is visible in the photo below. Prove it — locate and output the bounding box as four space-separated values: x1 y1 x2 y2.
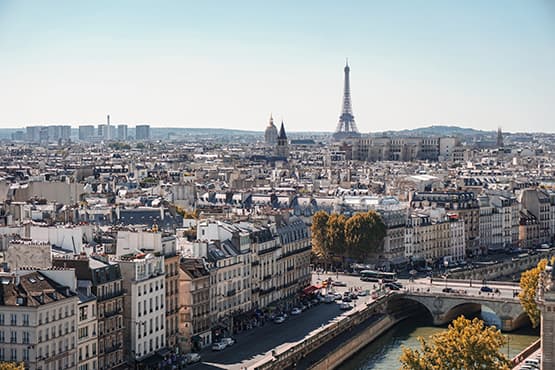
338 308 539 370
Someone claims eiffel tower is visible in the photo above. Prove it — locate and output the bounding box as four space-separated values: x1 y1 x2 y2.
332 60 361 141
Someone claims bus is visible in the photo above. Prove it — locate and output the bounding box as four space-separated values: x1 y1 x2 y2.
360 270 397 283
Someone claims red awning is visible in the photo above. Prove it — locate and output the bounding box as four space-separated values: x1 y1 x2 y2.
303 285 319 295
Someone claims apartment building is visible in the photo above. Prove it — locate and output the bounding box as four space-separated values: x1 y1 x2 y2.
119 252 166 367
178 258 211 353
520 188 552 245
116 230 179 350
411 191 480 257
273 215 312 299
53 255 125 370
76 282 98 370
405 210 465 265
0 270 79 370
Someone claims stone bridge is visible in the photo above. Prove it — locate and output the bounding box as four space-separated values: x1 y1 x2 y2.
389 291 528 332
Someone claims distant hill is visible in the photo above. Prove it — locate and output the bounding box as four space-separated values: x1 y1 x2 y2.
374 125 493 137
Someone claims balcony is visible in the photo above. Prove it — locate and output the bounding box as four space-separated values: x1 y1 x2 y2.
262 274 272 281
258 245 280 256
104 308 122 318
226 289 236 297
105 343 122 354
259 287 276 296
98 290 124 302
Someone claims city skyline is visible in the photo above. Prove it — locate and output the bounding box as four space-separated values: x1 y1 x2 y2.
1 1 554 133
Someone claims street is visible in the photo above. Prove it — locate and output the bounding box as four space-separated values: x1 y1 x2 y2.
187 272 521 369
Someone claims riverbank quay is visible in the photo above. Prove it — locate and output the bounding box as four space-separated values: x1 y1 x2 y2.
511 339 541 369
449 250 555 281
251 293 393 370
306 314 401 370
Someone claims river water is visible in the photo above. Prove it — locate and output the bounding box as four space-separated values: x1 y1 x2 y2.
338 308 539 370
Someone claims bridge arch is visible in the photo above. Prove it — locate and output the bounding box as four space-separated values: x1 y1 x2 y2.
511 311 532 330
386 295 434 323
389 293 528 332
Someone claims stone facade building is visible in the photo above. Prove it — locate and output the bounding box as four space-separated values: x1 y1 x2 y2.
53 255 126 370
178 258 211 352
0 270 79 370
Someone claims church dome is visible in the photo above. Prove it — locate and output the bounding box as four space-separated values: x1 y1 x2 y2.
264 115 278 145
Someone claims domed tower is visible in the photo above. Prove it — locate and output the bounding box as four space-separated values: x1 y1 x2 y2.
264 114 278 145
276 121 289 158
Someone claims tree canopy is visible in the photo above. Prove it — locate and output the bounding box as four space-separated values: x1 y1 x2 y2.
311 210 386 264
400 316 510 370
519 258 548 328
344 210 386 261
327 213 347 258
311 210 330 261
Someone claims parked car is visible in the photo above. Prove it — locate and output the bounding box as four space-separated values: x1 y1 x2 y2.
220 337 235 346
332 281 347 287
349 293 359 300
442 287 454 293
274 316 285 324
212 342 227 351
342 296 352 302
385 283 400 291
339 302 353 310
291 307 302 315
357 290 369 296
323 295 335 303
480 286 493 293
184 353 201 364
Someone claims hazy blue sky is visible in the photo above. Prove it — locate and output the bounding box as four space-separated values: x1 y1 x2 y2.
1 1 554 132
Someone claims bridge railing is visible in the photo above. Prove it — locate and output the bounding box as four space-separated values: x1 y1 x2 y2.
401 288 520 302
439 278 520 288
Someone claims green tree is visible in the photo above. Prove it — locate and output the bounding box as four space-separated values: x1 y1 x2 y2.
311 210 330 263
519 258 548 328
344 210 386 261
327 213 347 267
400 316 510 370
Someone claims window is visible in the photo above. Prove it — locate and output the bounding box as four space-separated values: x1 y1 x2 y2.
10 331 16 343
10 314 16 326
79 327 88 339
23 348 29 361
0 331 4 342
23 314 29 326
23 331 30 344
80 306 88 321
10 348 16 361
